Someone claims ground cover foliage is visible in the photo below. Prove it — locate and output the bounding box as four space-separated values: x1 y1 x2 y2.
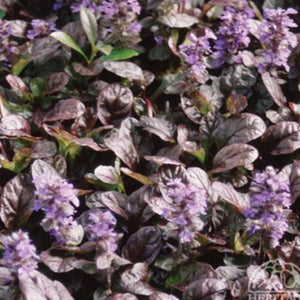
0 0 300 299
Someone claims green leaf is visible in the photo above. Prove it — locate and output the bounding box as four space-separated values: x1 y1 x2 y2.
101 48 140 61
0 10 6 19
96 41 113 55
0 148 31 173
80 5 97 47
12 58 30 76
50 31 88 62
30 78 45 98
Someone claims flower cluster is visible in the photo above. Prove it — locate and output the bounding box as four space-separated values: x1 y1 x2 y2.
70 0 102 13
99 0 142 47
161 178 207 243
0 19 18 66
256 8 298 73
214 2 253 67
2 230 39 276
26 19 56 40
243 166 292 247
32 169 82 245
84 209 118 253
64 0 142 47
179 28 216 83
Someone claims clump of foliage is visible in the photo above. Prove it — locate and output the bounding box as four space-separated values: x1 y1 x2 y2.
0 0 300 299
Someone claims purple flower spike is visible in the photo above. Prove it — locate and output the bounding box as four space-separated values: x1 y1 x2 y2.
71 0 100 13
256 8 298 73
179 28 216 83
0 20 18 66
85 209 118 253
32 161 83 245
161 178 207 243
2 230 39 276
214 4 253 67
26 19 56 40
243 166 292 248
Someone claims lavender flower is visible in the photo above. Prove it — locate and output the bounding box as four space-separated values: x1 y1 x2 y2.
2 230 39 276
214 3 253 67
70 0 101 13
99 1 119 17
256 8 298 73
84 209 118 253
53 0 65 10
0 20 18 66
179 28 216 83
32 166 82 245
243 166 291 247
159 178 207 243
27 19 56 40
100 0 142 47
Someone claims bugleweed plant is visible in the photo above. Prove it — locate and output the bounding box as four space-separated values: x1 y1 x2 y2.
1 0 300 299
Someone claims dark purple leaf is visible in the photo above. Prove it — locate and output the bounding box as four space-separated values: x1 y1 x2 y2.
290 160 300 203
72 59 104 76
31 140 57 159
43 124 106 152
181 91 211 124
144 155 183 166
94 165 119 185
262 121 300 155
140 116 176 142
6 74 28 93
209 0 247 8
18 270 74 300
70 107 98 136
288 102 300 116
215 266 245 283
261 72 286 107
31 159 58 180
104 128 139 169
158 13 198 28
212 181 249 212
142 70 155 86
18 37 61 61
158 165 188 187
226 94 248 114
0 174 35 229
44 72 70 94
122 226 163 264
186 167 211 194
101 293 138 300
265 107 293 123
126 185 157 225
212 144 258 173
97 83 133 125
88 80 109 96
85 191 128 219
40 250 77 273
44 98 86 122
149 293 179 300
103 61 144 81
199 111 223 141
213 113 266 146
182 278 228 300
121 167 154 185
0 115 31 137
120 263 156 296
62 21 87 47
277 236 300 265
166 262 216 288
0 267 13 285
